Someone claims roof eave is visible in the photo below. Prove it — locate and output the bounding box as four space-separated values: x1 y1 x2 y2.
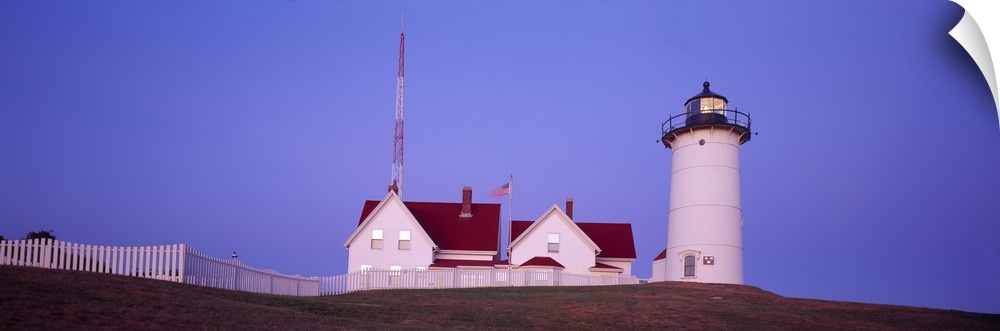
596 257 636 262
343 190 438 249
509 204 601 253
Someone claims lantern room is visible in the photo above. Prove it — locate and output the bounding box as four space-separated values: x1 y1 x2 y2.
660 81 752 149
685 81 729 115
684 81 730 126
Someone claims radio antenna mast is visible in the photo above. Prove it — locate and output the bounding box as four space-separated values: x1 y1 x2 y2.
391 3 406 198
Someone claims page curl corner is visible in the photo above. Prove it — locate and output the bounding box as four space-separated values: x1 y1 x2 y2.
949 1 999 129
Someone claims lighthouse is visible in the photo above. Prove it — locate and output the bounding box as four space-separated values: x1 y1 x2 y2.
660 81 752 284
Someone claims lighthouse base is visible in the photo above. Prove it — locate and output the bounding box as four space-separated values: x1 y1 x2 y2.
664 245 743 284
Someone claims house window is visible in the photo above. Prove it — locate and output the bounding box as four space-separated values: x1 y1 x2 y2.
371 229 384 249
683 255 696 277
547 233 560 252
398 230 411 250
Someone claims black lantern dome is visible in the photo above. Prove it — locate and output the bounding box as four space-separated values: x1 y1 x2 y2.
685 81 729 108
684 81 730 126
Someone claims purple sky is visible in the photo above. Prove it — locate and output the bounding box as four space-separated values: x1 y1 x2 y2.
2 0 998 314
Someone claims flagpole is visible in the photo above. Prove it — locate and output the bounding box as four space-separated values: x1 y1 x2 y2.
508 174 513 286
507 176 514 251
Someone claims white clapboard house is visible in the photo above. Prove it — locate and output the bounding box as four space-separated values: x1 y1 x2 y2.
509 198 636 277
344 186 504 273
345 188 636 278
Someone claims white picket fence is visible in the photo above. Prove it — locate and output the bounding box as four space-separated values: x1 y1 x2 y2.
0 239 319 296
183 246 319 296
316 268 640 296
1 239 639 297
0 238 186 281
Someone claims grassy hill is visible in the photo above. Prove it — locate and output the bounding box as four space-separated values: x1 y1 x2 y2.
1 266 997 330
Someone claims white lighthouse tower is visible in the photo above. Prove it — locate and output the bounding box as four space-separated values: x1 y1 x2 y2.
661 81 752 284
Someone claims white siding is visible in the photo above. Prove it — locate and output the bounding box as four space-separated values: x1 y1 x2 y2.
434 253 495 261
510 210 597 275
665 129 745 284
347 197 434 272
651 259 666 282
588 270 621 277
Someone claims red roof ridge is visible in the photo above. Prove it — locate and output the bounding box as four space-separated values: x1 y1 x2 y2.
520 256 565 268
575 222 637 260
429 259 508 268
509 205 600 255
355 194 502 252
405 200 501 206
572 220 631 224
510 219 636 260
592 262 623 270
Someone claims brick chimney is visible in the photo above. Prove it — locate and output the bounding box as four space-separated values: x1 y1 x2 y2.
460 186 473 218
388 180 399 194
566 197 574 220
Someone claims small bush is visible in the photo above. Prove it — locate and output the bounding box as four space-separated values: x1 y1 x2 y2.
24 230 56 241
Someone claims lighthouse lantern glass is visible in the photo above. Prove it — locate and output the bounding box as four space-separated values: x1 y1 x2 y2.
701 97 726 114
687 97 727 115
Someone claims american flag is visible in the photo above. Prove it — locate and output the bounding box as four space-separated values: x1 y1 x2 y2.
490 183 510 197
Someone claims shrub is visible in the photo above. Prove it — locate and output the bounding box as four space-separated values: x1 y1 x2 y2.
24 230 56 241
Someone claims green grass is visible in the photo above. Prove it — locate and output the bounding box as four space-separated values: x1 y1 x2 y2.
1 265 998 330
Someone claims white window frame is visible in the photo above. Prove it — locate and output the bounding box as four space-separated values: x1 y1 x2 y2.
683 255 696 278
371 229 384 249
398 230 411 250
547 233 560 252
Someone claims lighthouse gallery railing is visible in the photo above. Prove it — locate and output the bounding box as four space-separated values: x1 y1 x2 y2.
661 109 752 137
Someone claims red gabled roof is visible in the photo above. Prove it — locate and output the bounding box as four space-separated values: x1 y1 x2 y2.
358 200 501 252
358 200 379 225
653 249 667 261
592 262 623 270
521 256 564 268
429 259 508 268
510 220 533 243
510 220 636 260
576 222 636 259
